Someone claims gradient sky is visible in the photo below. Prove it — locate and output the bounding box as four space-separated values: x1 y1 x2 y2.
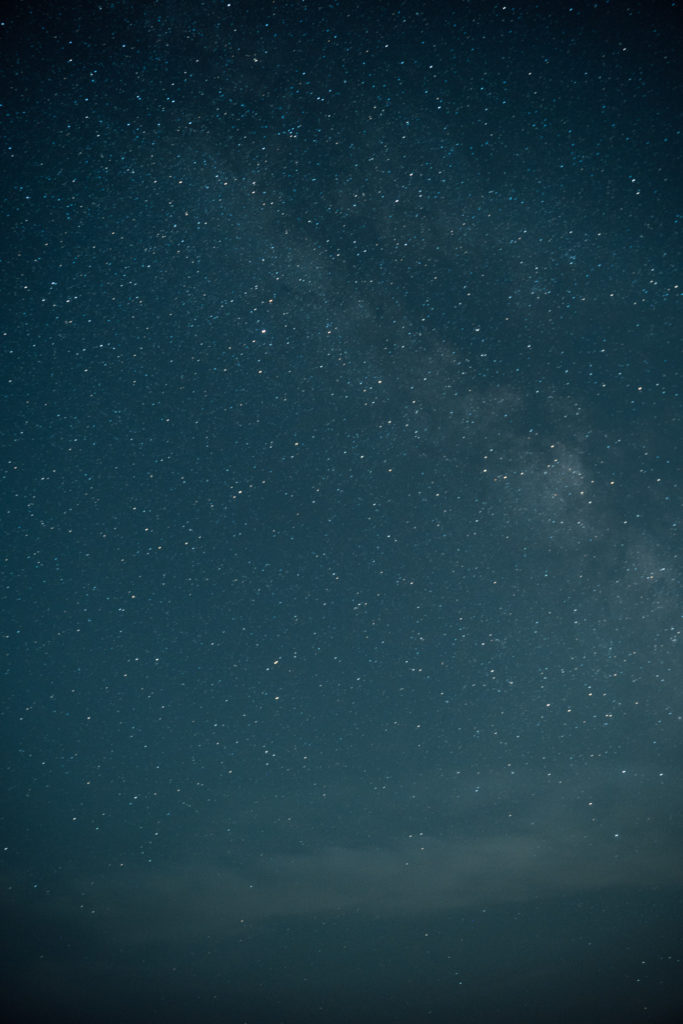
2 1 682 1022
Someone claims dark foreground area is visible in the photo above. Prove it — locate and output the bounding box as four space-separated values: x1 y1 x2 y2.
3 887 682 1023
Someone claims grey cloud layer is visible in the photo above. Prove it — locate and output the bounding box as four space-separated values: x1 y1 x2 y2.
59 825 682 953
9 766 679 953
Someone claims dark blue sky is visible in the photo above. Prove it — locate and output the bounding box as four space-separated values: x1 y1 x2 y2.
2 1 682 1022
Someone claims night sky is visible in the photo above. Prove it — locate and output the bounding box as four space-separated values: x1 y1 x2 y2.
2 1 682 1022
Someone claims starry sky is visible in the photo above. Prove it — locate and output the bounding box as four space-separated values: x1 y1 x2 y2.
2 1 682 1022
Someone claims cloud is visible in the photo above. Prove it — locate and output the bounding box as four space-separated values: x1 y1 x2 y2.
29 829 673 960
2 765 681 1024
6 765 679 957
